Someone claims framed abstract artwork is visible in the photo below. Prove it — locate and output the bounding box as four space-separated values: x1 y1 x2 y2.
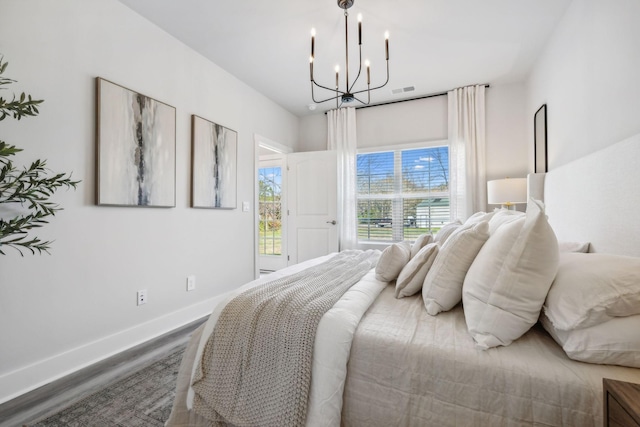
96 78 176 207
534 104 547 173
191 115 237 209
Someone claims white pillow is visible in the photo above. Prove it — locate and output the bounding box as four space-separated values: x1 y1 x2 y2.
395 243 439 298
487 209 524 235
540 312 640 368
464 211 496 226
543 252 640 331
462 199 559 349
411 233 433 259
434 220 462 245
374 241 411 282
422 221 490 315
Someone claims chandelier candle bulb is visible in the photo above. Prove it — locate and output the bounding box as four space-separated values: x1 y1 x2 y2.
358 14 362 45
310 57 314 81
311 28 315 58
385 31 389 60
366 60 370 84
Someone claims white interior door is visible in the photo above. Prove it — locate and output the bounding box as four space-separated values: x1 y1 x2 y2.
287 150 338 265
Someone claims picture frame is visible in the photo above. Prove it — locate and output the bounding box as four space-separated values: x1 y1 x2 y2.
96 78 176 207
191 115 238 209
534 104 547 173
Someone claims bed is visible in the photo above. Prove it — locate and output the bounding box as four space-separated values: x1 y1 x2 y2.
167 133 640 427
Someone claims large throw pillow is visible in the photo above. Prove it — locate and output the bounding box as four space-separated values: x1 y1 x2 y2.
462 199 559 349
422 221 490 315
487 209 524 235
464 211 497 226
375 241 411 282
434 220 462 245
540 312 640 368
395 243 439 298
543 252 640 330
411 233 433 259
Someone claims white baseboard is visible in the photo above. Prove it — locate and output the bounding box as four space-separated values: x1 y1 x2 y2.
0 297 216 405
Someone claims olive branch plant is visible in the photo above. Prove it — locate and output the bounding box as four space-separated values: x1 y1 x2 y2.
0 57 80 255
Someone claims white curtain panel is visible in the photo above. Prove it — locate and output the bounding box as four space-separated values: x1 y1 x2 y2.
448 85 487 221
327 107 357 250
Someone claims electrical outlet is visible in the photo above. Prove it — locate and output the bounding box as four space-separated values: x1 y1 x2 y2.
186 276 196 291
137 289 147 306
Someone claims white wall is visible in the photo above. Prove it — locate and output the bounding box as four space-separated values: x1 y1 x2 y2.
527 0 640 169
485 83 527 182
298 96 448 152
298 114 327 152
0 0 298 403
299 86 528 208
356 96 448 149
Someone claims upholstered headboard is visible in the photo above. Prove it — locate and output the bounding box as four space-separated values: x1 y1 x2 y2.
528 133 640 257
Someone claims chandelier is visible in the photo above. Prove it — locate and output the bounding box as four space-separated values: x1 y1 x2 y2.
309 0 390 108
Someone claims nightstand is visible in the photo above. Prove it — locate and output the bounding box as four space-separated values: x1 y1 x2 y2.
603 378 640 427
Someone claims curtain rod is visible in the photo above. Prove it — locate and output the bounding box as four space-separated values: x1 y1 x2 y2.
323 83 490 114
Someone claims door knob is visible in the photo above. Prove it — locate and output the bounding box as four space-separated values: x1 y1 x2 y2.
326 220 337 225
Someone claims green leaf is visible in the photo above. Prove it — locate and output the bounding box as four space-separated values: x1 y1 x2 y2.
0 56 79 256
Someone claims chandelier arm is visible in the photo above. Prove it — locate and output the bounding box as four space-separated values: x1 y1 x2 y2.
312 93 343 104
350 94 370 105
348 45 364 94
312 79 347 96
351 85 371 105
344 9 350 92
311 82 344 104
314 94 343 104
351 61 389 94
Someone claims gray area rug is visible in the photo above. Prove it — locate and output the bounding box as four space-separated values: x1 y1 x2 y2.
28 345 185 427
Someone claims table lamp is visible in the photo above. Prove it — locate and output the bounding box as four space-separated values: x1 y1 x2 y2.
487 178 527 210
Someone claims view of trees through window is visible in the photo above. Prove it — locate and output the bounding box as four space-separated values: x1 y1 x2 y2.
258 166 282 255
357 146 450 241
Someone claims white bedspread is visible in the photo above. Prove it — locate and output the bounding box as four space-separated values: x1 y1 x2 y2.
341 285 640 427
306 268 386 426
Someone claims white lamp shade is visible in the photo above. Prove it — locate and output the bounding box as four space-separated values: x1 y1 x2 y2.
487 178 527 205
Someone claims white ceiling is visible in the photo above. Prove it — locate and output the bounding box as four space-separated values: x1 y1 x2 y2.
117 0 572 117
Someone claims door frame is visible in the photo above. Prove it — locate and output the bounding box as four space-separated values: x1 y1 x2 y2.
253 134 292 279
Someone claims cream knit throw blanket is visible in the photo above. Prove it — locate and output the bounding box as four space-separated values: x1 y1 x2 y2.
191 250 380 427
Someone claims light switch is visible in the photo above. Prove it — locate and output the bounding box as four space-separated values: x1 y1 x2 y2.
186 275 196 291
242 201 250 212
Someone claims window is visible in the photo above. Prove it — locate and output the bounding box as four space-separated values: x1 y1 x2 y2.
258 166 282 255
357 145 449 242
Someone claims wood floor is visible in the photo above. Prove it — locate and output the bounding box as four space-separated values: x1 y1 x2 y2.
0 317 206 427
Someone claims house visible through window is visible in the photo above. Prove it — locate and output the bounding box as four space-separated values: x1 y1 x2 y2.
357 145 449 242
